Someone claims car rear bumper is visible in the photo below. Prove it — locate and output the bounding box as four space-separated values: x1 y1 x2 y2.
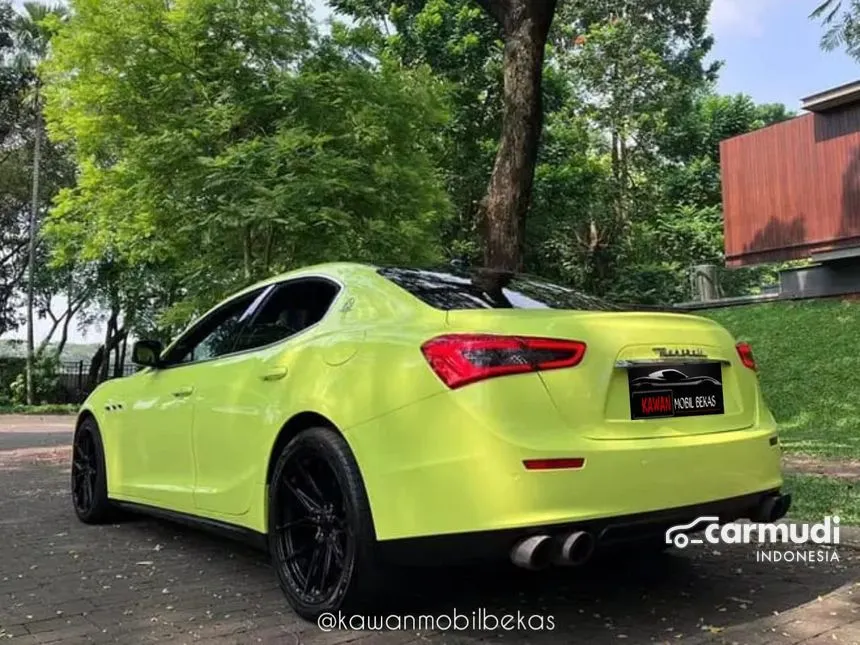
345 390 783 542
375 488 783 565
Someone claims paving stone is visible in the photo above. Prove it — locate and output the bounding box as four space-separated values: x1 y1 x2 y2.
1 423 859 644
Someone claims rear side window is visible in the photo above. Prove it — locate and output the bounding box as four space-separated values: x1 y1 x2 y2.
378 268 623 311
233 278 341 352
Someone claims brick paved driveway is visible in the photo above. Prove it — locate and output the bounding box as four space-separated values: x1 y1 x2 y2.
1 416 858 644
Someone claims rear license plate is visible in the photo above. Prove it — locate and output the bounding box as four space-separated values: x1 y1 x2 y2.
628 362 724 420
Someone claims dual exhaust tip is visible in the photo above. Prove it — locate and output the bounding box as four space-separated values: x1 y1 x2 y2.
510 493 792 570
510 530 595 571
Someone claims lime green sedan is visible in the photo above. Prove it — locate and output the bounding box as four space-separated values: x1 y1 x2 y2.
71 263 789 618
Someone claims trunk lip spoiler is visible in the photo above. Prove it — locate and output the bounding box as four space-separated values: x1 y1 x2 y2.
615 357 731 368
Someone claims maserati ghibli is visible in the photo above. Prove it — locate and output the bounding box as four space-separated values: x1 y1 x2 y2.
70 263 789 619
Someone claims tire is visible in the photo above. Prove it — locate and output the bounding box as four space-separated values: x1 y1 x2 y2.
268 427 388 620
70 417 115 524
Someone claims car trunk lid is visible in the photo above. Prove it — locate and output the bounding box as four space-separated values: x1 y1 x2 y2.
444 309 757 439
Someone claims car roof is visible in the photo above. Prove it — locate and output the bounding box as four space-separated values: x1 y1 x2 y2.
236 262 379 296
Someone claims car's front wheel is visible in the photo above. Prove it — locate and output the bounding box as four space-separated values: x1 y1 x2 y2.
71 417 114 524
268 427 388 620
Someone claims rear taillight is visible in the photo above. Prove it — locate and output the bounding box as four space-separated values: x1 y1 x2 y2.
421 334 587 389
736 342 757 371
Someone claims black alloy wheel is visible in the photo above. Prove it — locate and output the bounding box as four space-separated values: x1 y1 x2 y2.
70 417 113 524
274 448 352 605
269 427 387 619
72 427 97 515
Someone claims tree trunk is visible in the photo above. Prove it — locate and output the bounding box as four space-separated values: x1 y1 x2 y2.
98 308 118 383
24 90 43 405
116 334 128 378
263 223 275 273
242 225 253 281
87 346 104 390
112 340 120 378
55 296 86 358
35 311 61 359
56 310 73 358
87 311 126 388
476 0 558 271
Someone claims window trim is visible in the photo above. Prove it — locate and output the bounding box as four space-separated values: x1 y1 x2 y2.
155 274 345 372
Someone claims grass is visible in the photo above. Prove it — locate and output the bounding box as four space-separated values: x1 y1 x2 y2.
0 404 78 415
783 474 860 525
704 299 860 459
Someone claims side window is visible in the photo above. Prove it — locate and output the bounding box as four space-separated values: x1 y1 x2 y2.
162 288 269 366
233 278 340 353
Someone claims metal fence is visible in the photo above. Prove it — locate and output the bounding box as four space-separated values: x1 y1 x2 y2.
56 361 138 405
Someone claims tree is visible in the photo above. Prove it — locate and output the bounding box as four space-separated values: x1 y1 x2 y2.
11 1 66 404
660 93 794 209
812 0 860 59
0 1 20 144
537 0 717 294
0 0 28 337
614 93 794 304
472 0 559 271
328 0 505 262
43 0 452 339
32 257 94 359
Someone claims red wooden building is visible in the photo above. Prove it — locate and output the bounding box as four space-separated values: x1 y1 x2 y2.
719 80 860 298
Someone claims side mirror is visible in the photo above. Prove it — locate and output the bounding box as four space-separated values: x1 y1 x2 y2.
131 340 163 368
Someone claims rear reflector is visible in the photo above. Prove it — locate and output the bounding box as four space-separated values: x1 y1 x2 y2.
736 342 757 371
421 334 587 389
523 458 586 471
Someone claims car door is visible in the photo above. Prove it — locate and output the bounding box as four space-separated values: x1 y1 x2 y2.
191 276 342 517
118 287 270 512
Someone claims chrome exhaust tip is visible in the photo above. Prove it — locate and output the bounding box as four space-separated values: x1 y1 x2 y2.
553 530 596 567
510 535 554 570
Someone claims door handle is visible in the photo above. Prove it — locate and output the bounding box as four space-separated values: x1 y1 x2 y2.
261 367 288 382
172 386 194 398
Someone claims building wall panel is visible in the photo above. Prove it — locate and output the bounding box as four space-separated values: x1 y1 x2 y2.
720 104 860 266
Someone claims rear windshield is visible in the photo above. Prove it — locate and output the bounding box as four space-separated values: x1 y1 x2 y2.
378 267 624 311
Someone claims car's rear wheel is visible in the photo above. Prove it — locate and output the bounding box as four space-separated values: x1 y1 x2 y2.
71 417 114 524
268 427 387 619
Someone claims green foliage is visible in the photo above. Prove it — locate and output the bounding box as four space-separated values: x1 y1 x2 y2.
812 0 860 60
7 353 59 404
0 356 26 405
0 0 75 339
661 94 794 208
330 0 504 262
606 205 721 304
522 0 722 300
705 299 860 458
0 1 30 336
43 0 452 327
0 0 798 345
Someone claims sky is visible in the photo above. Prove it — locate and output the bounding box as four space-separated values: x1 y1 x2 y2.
6 0 859 345
708 0 859 109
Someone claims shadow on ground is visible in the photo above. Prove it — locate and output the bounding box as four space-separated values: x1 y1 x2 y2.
1 462 857 644
113 498 857 643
